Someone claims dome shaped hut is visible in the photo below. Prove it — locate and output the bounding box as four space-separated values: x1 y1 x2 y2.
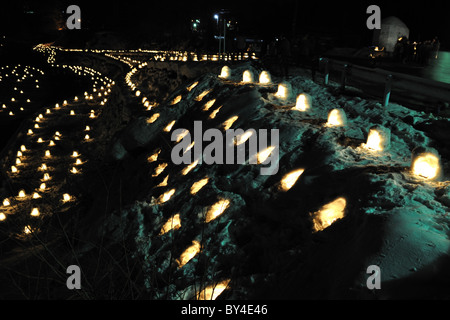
372 16 409 53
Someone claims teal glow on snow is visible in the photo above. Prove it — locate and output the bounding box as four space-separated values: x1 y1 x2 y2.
426 51 450 84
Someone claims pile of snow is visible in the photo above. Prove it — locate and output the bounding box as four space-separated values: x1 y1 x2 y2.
101 60 450 299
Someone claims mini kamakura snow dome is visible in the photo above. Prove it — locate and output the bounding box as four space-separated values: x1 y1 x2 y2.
259 70 272 84
292 93 312 112
326 108 347 127
219 66 231 79
410 147 442 180
311 197 347 232
242 70 254 83
274 81 293 100
363 125 391 151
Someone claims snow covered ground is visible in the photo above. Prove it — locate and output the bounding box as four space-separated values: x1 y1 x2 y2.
100 59 450 299
1 48 449 299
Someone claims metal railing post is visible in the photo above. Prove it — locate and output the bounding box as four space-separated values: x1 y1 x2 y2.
383 74 393 107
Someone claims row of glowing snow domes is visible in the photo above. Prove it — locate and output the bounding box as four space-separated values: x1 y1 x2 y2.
218 66 443 181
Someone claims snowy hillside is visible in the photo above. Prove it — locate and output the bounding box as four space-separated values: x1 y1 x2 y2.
1 48 449 299
98 60 450 299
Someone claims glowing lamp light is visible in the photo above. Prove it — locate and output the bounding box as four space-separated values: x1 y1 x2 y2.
16 158 21 165
17 151 22 157
411 150 441 180
18 190 26 198
75 158 82 165
203 99 216 111
31 208 40 217
242 70 254 83
195 89 212 102
177 240 201 268
186 81 198 92
159 213 181 235
2 198 10 206
152 163 168 177
223 116 238 131
37 138 43 143
45 150 51 157
43 173 50 181
40 183 46 191
363 126 391 151
234 130 254 146
72 151 79 157
205 199 230 223
20 145 26 152
190 177 209 195
259 71 272 84
135 90 141 97
257 146 276 164
292 93 311 112
49 140 55 146
326 108 347 127
171 95 182 105
157 188 176 204
219 66 231 79
70 110 75 116
175 129 189 143
70 167 78 174
11 166 18 173
32 192 41 199
62 193 72 202
280 168 304 191
157 175 169 187
182 159 199 175
208 106 222 119
24 226 32 234
85 126 90 131
84 134 90 140
164 120 176 132
0 213 6 221
312 197 347 232
197 279 231 300
148 149 161 163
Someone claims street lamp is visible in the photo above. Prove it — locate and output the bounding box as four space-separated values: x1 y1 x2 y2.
214 14 221 55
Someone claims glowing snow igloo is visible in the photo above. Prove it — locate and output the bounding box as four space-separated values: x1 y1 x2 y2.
274 81 293 100
219 66 231 79
292 93 312 112
410 147 442 180
259 70 272 84
326 108 347 127
242 70 254 83
363 125 391 151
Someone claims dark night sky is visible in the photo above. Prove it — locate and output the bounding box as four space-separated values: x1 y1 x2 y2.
1 0 449 48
